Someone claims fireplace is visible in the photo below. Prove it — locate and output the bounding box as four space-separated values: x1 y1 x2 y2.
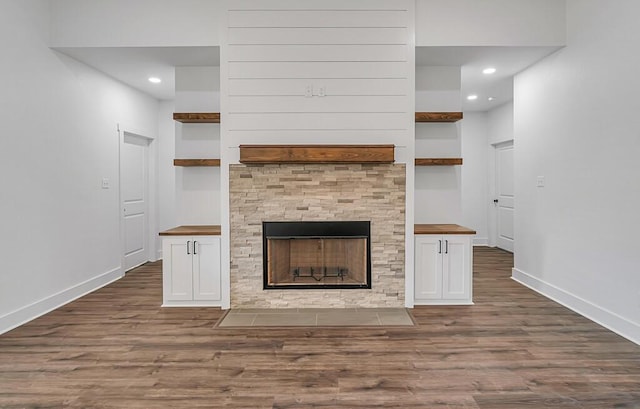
230 163 405 308
263 221 371 290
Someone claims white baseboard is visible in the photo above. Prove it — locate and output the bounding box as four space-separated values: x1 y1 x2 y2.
162 300 222 307
0 267 124 335
512 268 640 345
473 237 489 246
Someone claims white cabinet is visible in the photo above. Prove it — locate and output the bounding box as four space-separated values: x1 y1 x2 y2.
162 235 221 306
414 234 473 305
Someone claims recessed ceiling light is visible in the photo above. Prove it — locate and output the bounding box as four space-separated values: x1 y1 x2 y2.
148 77 162 84
482 67 497 75
488 97 495 101
467 94 478 101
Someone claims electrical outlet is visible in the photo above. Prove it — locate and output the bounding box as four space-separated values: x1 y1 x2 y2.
318 86 326 97
305 84 313 98
536 176 545 188
102 178 110 189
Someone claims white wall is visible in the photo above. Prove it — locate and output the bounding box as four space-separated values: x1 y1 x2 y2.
222 2 414 152
50 0 565 49
415 66 462 224
461 113 489 245
157 100 176 259
488 102 514 145
0 0 160 334
416 0 566 46
174 66 221 226
416 66 461 112
49 0 222 47
513 0 640 344
414 124 462 223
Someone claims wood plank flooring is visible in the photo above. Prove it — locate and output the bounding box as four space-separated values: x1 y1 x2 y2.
1 247 639 408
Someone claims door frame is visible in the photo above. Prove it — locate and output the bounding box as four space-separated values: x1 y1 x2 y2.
489 139 514 250
118 124 156 273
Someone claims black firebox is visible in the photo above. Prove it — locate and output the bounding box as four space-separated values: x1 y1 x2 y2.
262 221 372 290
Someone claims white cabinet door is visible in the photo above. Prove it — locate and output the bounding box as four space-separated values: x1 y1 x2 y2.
496 141 514 252
415 234 473 304
442 236 471 300
163 238 193 301
414 236 443 300
193 236 221 301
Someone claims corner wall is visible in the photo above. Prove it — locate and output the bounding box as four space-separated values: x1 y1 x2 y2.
0 1 159 334
513 0 640 344
461 112 489 245
486 102 514 247
156 100 176 259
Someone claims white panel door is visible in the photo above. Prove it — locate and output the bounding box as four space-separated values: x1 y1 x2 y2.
442 236 470 300
121 132 149 271
193 237 221 301
414 236 442 300
496 141 514 252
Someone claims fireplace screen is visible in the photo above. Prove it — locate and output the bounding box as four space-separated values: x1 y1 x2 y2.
263 221 371 289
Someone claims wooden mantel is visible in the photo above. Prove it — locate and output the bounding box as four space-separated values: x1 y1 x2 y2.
239 144 395 164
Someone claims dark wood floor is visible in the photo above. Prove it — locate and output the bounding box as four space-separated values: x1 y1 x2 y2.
1 247 639 408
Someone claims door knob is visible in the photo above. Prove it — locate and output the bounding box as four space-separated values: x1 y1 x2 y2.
493 199 498 204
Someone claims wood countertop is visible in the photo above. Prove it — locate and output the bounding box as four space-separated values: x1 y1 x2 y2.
159 225 221 236
414 224 476 235
160 225 474 236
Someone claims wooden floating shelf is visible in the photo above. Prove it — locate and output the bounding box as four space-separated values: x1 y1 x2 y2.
415 158 463 166
173 159 220 167
415 112 463 123
239 144 395 164
173 112 220 123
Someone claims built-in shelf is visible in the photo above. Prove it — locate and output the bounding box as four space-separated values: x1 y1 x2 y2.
414 224 476 235
159 225 221 236
415 158 463 166
173 112 220 123
239 144 395 164
415 112 463 123
173 159 220 167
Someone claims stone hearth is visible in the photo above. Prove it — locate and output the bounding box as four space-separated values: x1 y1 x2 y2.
229 163 406 308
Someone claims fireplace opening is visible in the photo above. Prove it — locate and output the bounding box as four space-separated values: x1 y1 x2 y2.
263 221 371 289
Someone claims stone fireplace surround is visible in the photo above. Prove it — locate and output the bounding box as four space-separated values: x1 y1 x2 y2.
229 163 406 308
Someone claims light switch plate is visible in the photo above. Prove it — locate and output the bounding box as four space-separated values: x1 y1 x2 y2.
102 178 110 189
536 176 545 187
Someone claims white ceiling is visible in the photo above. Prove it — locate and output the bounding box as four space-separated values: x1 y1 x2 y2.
56 45 560 111
54 46 220 101
417 46 562 111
